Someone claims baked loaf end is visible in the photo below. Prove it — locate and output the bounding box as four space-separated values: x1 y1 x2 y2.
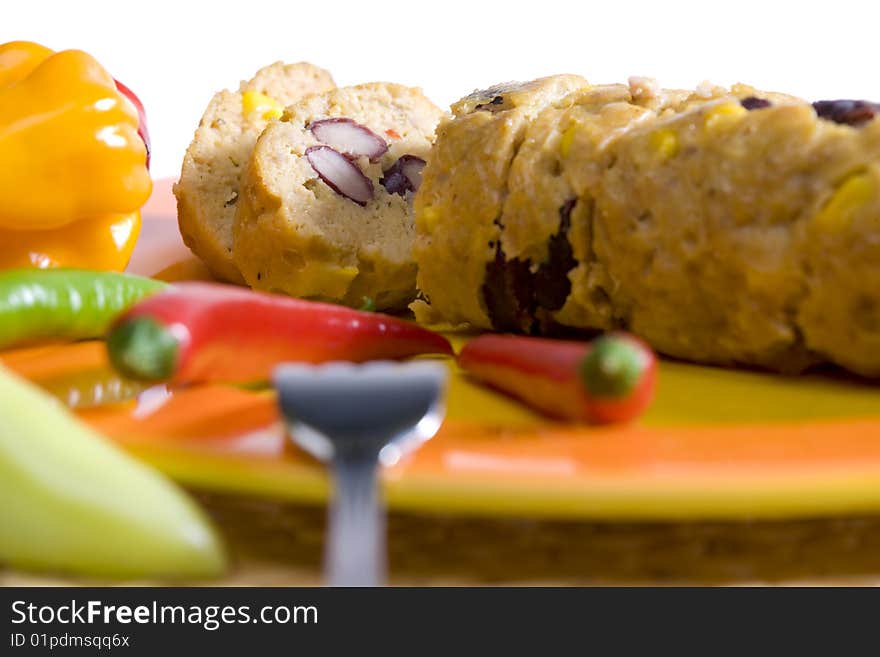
416 76 880 376
589 94 880 374
234 83 444 311
175 62 335 283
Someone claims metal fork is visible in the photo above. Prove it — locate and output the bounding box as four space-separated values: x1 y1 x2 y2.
273 361 448 587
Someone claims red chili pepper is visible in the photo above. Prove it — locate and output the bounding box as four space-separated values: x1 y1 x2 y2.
457 332 657 424
106 282 452 384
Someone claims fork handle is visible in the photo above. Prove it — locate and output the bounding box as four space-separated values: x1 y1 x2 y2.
326 455 385 587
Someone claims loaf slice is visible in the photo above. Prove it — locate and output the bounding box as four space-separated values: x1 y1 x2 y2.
175 62 335 283
233 83 444 311
491 80 793 335
413 75 591 328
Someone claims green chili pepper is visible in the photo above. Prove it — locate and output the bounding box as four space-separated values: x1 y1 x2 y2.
0 364 226 579
0 268 167 350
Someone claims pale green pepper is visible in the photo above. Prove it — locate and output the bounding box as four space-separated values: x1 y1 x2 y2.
0 364 226 579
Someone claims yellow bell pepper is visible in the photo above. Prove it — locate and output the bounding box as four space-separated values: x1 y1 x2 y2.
0 211 141 271
0 41 151 271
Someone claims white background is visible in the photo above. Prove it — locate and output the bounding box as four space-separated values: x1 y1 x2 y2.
6 0 879 179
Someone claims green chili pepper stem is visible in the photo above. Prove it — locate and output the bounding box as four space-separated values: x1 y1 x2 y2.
578 335 646 399
106 316 179 382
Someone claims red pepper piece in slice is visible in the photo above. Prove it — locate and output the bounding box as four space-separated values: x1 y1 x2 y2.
106 282 452 384
457 332 656 424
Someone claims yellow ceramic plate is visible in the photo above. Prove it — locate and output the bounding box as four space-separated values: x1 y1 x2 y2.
6 180 880 522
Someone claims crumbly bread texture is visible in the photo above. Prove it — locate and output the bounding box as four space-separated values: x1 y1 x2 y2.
175 62 335 283
415 76 880 376
414 75 591 326
234 83 444 311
